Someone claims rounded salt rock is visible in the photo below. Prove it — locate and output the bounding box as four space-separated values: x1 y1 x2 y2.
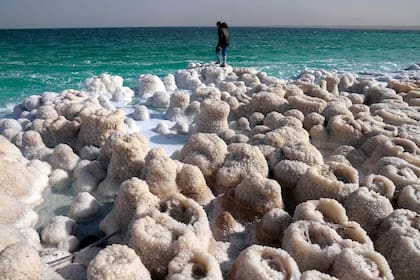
0 224 41 252
295 162 359 203
228 245 301 280
41 216 77 248
176 164 214 205
68 192 101 221
282 220 343 272
180 133 228 180
232 172 284 220
128 210 193 279
375 209 420 280
361 174 396 199
398 184 420 213
331 248 393 280
49 144 80 172
255 208 291 247
167 250 223 280
293 198 348 225
343 187 393 237
0 192 38 228
87 244 151 280
0 242 64 280
215 143 269 192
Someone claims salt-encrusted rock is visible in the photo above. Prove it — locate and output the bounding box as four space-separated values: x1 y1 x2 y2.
295 162 359 203
138 74 166 98
97 132 148 200
310 115 364 150
264 112 302 130
41 116 81 148
282 221 343 272
41 216 78 252
0 243 64 280
142 148 178 198
19 130 49 160
180 133 228 181
68 192 101 221
250 92 288 114
209 210 243 241
176 163 214 205
331 247 393 280
232 172 284 220
0 158 46 206
272 159 310 189
303 112 325 130
0 224 41 252
165 91 190 121
343 187 393 237
287 94 327 115
132 105 150 121
361 174 396 199
255 208 291 247
73 160 106 193
191 86 222 102
215 143 269 191
83 73 134 102
196 99 229 133
0 118 22 141
164 73 177 91
76 108 128 149
293 198 348 225
49 169 70 186
99 178 159 241
374 156 420 190
22 95 42 111
0 135 25 161
79 145 100 160
398 184 420 213
0 192 38 228
375 209 420 280
264 126 310 148
154 122 171 134
167 249 223 280
147 91 170 108
228 245 301 280
48 144 80 172
87 244 151 280
128 211 197 279
175 69 202 90
36 105 59 120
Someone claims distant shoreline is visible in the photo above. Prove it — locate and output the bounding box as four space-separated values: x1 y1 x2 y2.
1 25 420 31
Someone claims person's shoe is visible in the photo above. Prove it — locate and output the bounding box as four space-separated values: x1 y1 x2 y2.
220 63 226 67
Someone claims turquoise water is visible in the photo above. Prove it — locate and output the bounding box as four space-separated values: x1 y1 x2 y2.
0 27 419 106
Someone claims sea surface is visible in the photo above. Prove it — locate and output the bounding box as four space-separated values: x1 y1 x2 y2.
0 27 419 107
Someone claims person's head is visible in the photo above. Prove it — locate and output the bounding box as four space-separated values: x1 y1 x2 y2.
217 21 221 27
222 22 228 28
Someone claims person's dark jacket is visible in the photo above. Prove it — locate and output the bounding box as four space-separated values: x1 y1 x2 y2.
218 23 229 47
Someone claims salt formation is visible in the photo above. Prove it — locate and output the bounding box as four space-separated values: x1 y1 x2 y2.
215 143 268 191
87 244 151 280
375 209 420 280
138 74 166 98
0 243 64 280
228 245 301 280
2 63 420 279
83 74 134 102
180 133 227 182
167 249 223 280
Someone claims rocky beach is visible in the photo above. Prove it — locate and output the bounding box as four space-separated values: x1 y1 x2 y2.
0 62 419 279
